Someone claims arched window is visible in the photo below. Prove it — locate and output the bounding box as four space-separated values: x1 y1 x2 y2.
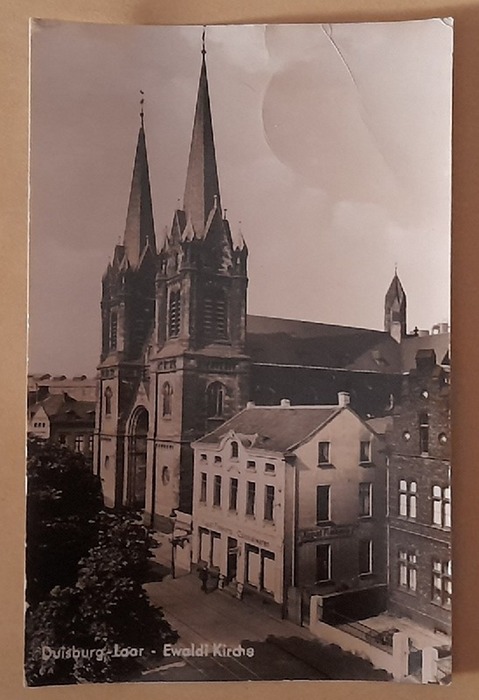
231 441 239 459
109 311 118 350
206 381 225 418
104 387 113 415
162 382 173 417
203 288 227 340
168 290 181 337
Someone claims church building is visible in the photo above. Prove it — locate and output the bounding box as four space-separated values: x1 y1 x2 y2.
93 47 449 530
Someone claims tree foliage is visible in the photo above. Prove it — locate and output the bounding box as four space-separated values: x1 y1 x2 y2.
26 436 103 605
25 437 177 685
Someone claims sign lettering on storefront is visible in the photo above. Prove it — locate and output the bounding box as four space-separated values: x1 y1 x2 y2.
297 524 356 545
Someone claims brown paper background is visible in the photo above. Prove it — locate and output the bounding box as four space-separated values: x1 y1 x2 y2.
1 0 477 697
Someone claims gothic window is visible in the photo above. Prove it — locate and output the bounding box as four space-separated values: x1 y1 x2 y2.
203 288 227 340
109 311 118 350
168 290 181 337
104 387 113 416
162 382 173 417
206 381 225 418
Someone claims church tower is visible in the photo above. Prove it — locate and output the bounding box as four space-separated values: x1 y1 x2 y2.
146 45 250 521
94 110 157 509
384 270 407 343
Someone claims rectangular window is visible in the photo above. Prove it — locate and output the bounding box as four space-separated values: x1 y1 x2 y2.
359 539 373 575
214 456 222 464
359 482 372 517
200 453 207 462
213 475 222 507
247 460 256 470
432 485 451 528
200 473 207 503
318 441 331 465
316 485 330 523
398 479 417 519
264 485 275 521
432 559 452 609
398 549 417 592
74 435 83 452
246 481 256 516
59 434 66 445
360 441 371 463
419 412 429 454
229 478 238 511
316 544 331 583
88 434 94 452
265 462 275 473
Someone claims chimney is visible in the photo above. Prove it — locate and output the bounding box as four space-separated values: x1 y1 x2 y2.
280 399 291 408
246 401 255 409
338 392 350 407
415 349 436 371
417 329 430 337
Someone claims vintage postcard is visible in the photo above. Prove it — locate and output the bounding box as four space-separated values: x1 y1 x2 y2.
26 20 452 685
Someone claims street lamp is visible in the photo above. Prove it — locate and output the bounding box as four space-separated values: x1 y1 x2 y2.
169 508 177 579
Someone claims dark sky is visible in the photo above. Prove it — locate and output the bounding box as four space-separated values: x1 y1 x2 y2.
29 20 452 376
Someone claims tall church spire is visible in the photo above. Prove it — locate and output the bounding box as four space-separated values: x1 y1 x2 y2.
123 107 156 267
183 39 221 237
384 270 407 342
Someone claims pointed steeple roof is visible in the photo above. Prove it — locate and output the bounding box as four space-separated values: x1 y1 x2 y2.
183 51 221 238
385 270 406 306
123 116 156 267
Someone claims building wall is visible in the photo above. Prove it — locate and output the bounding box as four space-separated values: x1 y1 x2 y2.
192 435 287 604
387 359 451 634
294 408 387 594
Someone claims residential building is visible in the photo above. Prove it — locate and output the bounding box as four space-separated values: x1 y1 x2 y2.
191 393 388 620
28 392 96 458
387 349 451 634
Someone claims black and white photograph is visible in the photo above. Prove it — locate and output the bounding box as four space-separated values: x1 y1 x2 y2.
26 20 452 685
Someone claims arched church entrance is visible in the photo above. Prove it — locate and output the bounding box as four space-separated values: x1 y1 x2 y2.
126 407 149 510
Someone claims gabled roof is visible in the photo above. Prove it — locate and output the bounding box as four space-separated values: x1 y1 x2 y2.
246 315 401 372
30 393 96 424
195 405 341 453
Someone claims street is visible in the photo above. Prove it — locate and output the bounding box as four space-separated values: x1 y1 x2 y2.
138 570 390 682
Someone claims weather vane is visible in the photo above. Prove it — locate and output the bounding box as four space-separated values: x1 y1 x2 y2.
201 26 206 56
